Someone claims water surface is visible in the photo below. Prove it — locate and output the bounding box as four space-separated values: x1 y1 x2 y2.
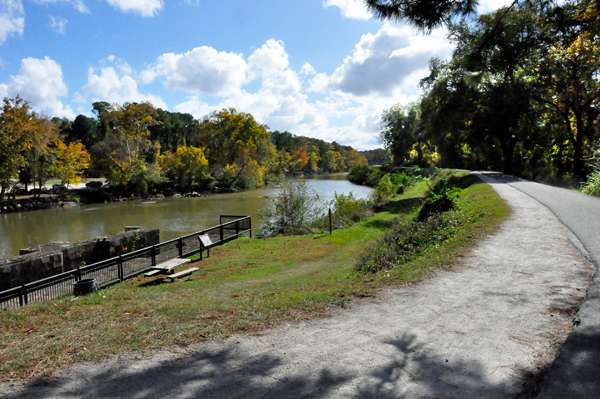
2 174 371 259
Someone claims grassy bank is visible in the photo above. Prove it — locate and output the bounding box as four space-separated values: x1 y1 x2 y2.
0 172 510 382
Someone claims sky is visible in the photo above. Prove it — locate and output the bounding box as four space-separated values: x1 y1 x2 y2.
0 0 513 150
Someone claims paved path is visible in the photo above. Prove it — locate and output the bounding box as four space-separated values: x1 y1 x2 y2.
486 174 600 398
0 176 595 398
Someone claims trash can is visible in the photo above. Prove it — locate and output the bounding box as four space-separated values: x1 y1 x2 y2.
73 278 97 296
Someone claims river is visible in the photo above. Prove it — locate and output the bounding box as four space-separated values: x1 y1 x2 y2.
1 174 372 259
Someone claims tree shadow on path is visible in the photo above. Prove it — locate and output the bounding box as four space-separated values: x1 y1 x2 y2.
5 331 533 399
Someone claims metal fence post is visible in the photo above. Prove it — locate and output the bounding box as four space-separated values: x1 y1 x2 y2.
220 224 223 243
236 220 239 237
178 237 183 258
329 208 332 235
151 245 156 266
76 266 82 282
22 285 28 305
249 217 252 238
118 255 124 282
19 285 24 306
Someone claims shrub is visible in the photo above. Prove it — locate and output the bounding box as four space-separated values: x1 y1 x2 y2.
371 174 400 205
581 169 600 197
389 172 411 193
329 192 372 228
581 144 600 197
356 212 460 273
258 180 325 237
348 165 383 187
417 175 462 221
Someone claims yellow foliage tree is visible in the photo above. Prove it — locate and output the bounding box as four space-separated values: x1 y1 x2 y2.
52 140 91 187
0 96 47 198
161 145 210 186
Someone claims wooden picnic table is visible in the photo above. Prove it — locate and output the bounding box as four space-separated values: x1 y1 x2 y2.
145 258 191 277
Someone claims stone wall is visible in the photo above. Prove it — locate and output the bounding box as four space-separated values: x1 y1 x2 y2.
0 227 159 291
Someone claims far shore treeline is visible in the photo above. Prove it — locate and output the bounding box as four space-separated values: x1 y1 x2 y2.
0 97 368 199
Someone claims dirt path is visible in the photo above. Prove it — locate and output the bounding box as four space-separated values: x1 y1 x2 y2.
1 176 595 399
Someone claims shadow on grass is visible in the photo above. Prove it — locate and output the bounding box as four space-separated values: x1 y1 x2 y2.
376 197 423 215
138 278 170 288
9 332 534 399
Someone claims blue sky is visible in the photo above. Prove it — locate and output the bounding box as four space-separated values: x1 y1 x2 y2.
0 0 511 149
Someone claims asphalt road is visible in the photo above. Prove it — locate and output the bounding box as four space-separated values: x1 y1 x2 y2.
484 173 600 398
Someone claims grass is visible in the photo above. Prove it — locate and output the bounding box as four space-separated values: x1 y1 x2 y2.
0 172 510 382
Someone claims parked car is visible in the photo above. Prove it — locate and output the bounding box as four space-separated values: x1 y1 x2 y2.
85 181 103 188
28 187 49 195
10 184 27 195
52 184 67 194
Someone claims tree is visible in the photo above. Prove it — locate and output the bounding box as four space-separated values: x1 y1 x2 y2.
52 140 91 186
92 102 161 191
536 0 600 177
67 114 100 149
160 145 210 186
365 0 481 30
197 108 273 188
26 117 61 195
0 96 47 198
380 103 424 166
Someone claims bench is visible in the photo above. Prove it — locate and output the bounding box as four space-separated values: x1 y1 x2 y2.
167 267 199 282
145 258 191 276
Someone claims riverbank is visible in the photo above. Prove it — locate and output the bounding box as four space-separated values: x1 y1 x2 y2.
0 173 508 383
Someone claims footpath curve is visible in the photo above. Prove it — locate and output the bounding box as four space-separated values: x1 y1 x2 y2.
0 175 595 399
488 174 600 398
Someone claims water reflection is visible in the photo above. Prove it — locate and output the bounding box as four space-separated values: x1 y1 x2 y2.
1 173 371 259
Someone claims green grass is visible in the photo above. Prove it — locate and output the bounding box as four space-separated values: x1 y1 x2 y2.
0 172 510 382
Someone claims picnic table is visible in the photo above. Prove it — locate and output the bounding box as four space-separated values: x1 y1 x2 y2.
145 258 191 277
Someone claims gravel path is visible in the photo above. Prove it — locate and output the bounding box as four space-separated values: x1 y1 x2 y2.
1 176 594 399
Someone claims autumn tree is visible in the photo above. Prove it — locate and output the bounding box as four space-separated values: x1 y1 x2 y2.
0 96 47 198
52 140 91 186
160 145 210 186
92 102 161 192
197 108 273 188
25 117 61 195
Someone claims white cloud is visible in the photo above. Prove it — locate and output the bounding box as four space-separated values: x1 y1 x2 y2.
0 0 25 45
174 96 210 117
0 57 74 118
323 0 372 20
79 59 167 109
49 16 68 34
309 23 452 98
106 0 163 17
145 46 248 96
248 39 289 78
248 39 301 95
35 0 90 13
301 63 316 75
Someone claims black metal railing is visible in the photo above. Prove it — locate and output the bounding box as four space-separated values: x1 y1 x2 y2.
0 216 251 309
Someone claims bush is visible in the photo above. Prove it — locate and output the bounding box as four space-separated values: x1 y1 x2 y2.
371 174 400 205
417 175 462 221
258 180 325 237
348 165 383 187
581 169 600 197
356 212 460 273
581 144 600 197
329 192 372 228
389 172 411 193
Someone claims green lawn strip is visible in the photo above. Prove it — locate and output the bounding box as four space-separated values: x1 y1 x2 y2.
0 173 509 382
